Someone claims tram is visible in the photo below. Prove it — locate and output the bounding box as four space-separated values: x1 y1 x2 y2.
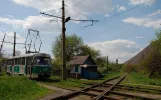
6 53 51 78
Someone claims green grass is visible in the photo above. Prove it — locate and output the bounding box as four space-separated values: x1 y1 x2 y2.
122 72 161 87
41 71 121 89
40 76 87 89
0 76 51 100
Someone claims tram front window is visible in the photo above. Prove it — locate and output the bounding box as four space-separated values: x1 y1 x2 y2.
37 57 50 65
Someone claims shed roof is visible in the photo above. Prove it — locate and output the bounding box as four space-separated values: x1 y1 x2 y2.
69 55 90 65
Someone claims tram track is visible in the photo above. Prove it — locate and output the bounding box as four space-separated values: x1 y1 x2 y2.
50 74 161 100
83 83 161 94
51 75 125 100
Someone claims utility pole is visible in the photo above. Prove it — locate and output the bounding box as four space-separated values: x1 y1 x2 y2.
62 0 67 80
13 32 16 56
106 56 109 69
40 0 98 80
0 33 6 52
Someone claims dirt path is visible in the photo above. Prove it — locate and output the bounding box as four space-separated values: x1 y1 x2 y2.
38 83 72 100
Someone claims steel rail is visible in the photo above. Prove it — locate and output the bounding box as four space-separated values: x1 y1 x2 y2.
79 88 157 100
51 76 120 100
80 91 119 100
82 82 161 93
94 75 126 100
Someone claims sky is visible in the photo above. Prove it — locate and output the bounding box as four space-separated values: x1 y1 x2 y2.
0 0 161 63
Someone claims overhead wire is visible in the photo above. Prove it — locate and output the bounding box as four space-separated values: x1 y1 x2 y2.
65 4 92 20
96 0 154 24
55 9 62 30
72 0 154 33
67 0 85 10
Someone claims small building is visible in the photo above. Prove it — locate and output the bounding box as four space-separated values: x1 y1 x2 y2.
69 55 99 79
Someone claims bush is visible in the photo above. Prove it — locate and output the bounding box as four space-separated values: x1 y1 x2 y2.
121 64 139 73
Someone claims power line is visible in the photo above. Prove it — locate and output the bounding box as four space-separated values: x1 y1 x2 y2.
68 0 85 9
72 0 154 33
94 0 154 25
65 4 92 20
55 9 62 30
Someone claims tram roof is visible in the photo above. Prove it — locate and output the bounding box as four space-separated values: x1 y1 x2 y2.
8 53 50 59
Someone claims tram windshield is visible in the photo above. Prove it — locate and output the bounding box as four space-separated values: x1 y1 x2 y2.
37 57 50 66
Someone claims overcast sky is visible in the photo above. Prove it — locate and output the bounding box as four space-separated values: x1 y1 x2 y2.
0 0 161 63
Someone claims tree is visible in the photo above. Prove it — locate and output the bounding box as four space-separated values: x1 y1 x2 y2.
52 34 100 68
77 45 100 60
52 34 83 62
140 30 161 78
149 30 161 78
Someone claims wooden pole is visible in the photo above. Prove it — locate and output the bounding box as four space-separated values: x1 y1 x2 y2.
62 0 67 80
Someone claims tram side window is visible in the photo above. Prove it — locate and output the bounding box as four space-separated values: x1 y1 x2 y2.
7 60 9 65
27 57 32 65
9 60 11 65
18 58 21 65
15 59 18 65
12 59 14 65
22 58 25 65
8 60 11 65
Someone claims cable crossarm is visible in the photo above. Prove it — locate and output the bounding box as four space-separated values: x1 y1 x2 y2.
70 19 98 22
40 12 62 19
0 41 30 45
40 12 99 22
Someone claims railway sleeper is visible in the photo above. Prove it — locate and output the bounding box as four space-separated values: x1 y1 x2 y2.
94 75 126 100
99 84 161 94
80 91 119 100
83 82 161 93
51 76 120 100
85 87 158 100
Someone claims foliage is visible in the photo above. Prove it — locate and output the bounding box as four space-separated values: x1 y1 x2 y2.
0 52 6 75
96 57 107 73
77 45 100 60
97 58 122 74
52 34 83 62
51 34 100 69
121 64 139 73
139 30 161 78
51 58 62 70
122 30 161 78
0 76 50 100
122 72 161 86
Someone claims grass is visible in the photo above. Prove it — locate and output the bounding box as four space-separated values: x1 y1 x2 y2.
40 71 121 89
122 72 161 88
0 76 52 100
